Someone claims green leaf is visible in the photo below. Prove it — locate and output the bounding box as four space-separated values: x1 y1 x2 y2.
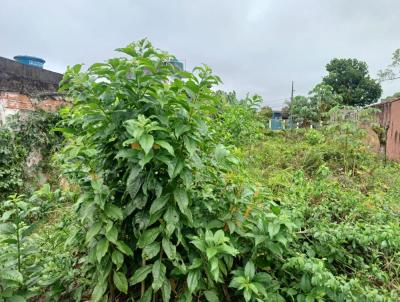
155 140 175 155
125 119 144 138
161 279 172 302
213 230 226 244
164 206 179 225
1 209 16 221
137 227 160 248
191 238 206 252
139 134 154 154
139 287 153 302
162 238 176 260
174 188 189 216
113 271 128 294
204 290 219 302
166 157 185 179
152 259 166 291
1 270 23 283
86 222 102 243
1 238 17 244
139 152 153 167
127 165 143 199
104 204 123 221
180 169 193 188
206 247 218 260
229 276 246 289
112 250 124 269
188 258 203 270
116 149 136 159
149 195 169 215
187 270 200 293
142 242 161 260
268 223 280 238
219 244 238 257
183 136 197 156
164 206 179 236
0 223 16 235
91 281 107 302
124 194 147 217
96 238 109 262
305 295 314 302
210 258 219 281
244 261 256 279
129 265 153 285
175 124 191 138
115 240 133 256
106 225 118 244
214 144 229 161
243 288 252 302
8 296 26 302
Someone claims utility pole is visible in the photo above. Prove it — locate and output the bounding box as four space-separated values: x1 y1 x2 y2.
289 81 295 131
290 81 294 104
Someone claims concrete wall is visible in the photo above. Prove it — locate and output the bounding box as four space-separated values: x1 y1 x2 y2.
0 56 62 96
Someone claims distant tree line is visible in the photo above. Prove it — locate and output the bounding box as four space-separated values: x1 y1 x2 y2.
287 57 385 127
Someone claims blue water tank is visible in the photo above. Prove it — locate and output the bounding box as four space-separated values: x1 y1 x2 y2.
13 55 45 68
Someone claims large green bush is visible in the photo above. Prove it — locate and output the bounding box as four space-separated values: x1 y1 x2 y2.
58 39 261 301
55 40 399 301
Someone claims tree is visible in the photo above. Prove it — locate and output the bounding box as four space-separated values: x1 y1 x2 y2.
309 83 342 121
259 105 273 120
288 95 317 127
381 91 400 103
288 84 341 127
281 105 290 119
322 58 382 106
378 48 400 82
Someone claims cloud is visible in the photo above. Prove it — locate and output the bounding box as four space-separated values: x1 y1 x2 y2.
0 0 399 109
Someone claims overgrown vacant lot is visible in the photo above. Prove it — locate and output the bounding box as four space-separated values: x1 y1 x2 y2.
1 40 400 302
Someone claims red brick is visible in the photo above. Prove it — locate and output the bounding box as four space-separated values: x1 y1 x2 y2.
0 92 66 113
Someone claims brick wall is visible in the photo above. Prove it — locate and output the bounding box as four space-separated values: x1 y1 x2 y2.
0 92 66 125
371 98 400 161
385 99 400 161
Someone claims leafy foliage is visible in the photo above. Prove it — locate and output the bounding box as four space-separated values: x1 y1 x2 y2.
55 40 400 301
259 105 273 122
0 130 25 199
8 110 62 156
58 39 258 301
381 91 400 103
322 58 382 106
0 194 41 301
378 48 400 82
1 39 400 302
213 91 265 146
0 110 62 200
288 84 342 127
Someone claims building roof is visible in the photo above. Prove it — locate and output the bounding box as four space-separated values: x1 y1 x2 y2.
0 56 63 96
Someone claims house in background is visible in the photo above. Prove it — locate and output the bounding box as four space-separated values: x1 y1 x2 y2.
0 55 65 125
269 110 283 130
269 110 293 130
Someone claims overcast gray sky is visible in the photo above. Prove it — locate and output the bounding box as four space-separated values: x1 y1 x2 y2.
1 0 399 109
